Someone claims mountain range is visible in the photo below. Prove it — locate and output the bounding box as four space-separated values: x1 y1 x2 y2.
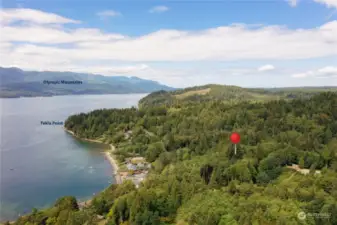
0 67 175 98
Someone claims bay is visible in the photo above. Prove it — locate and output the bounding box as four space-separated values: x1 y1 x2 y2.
0 94 147 221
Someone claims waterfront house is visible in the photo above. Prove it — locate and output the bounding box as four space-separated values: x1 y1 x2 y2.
126 163 137 171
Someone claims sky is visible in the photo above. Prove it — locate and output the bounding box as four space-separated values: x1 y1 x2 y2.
0 0 337 88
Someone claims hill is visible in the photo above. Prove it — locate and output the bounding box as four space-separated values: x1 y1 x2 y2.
139 84 337 107
7 86 337 225
0 67 175 98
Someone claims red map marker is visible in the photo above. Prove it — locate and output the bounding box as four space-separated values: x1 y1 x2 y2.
230 132 241 155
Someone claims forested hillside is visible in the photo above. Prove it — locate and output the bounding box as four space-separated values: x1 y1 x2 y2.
138 84 337 107
8 89 337 225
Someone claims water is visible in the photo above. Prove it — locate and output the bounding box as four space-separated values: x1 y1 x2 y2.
0 94 147 221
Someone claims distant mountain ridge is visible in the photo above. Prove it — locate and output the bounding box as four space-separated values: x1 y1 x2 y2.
0 67 175 98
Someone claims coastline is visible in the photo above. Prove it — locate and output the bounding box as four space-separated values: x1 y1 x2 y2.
0 92 150 99
104 145 122 184
64 128 103 143
64 128 121 183
64 128 122 208
2 129 120 223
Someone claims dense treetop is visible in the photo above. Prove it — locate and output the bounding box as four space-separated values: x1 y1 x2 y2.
7 85 337 225
138 84 337 107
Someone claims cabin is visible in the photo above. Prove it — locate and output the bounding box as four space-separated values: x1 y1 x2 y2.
126 163 137 171
131 157 146 164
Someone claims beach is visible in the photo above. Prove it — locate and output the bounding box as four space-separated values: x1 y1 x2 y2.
0 94 144 223
64 128 122 209
77 146 120 209
104 145 122 184
64 128 121 183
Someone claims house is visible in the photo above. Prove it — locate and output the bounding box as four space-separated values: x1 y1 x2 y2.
126 163 137 171
119 172 129 177
131 157 146 164
137 162 145 168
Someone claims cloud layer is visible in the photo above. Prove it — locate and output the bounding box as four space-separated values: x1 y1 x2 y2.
258 65 275 72
288 0 337 8
0 8 80 25
292 66 337 78
0 8 336 87
1 9 336 63
314 0 337 8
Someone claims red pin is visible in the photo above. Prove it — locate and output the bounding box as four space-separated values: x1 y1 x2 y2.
230 132 241 155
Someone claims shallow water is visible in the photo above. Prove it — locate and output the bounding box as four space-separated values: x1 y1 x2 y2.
0 94 147 221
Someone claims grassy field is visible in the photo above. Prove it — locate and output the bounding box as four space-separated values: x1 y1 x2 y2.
174 88 211 99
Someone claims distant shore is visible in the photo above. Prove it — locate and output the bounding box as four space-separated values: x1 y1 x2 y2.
0 92 150 99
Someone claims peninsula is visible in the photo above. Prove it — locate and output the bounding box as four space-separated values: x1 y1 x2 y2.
64 128 150 188
7 85 337 225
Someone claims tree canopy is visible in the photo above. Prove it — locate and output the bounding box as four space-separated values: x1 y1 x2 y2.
9 87 337 225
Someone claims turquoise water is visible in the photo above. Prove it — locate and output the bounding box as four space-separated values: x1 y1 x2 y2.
0 94 147 221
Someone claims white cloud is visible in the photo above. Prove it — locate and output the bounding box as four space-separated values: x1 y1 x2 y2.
0 8 337 87
79 64 149 75
258 64 275 72
149 6 169 13
97 10 121 19
317 66 337 75
0 8 80 25
292 66 337 78
2 18 336 62
1 26 125 43
287 0 299 7
292 71 314 78
314 0 337 9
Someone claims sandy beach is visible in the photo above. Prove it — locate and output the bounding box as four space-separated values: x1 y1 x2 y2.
64 128 122 209
64 128 121 183
77 146 121 209
104 145 122 184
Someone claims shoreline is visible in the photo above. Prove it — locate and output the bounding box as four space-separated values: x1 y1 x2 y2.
64 128 121 183
104 145 122 184
64 128 103 143
1 129 122 223
64 128 122 207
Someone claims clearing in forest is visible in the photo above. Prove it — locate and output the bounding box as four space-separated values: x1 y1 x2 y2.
174 88 211 99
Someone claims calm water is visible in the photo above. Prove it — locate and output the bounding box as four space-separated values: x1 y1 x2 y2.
0 94 147 221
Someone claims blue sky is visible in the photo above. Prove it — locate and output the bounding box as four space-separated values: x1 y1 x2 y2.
1 0 337 87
